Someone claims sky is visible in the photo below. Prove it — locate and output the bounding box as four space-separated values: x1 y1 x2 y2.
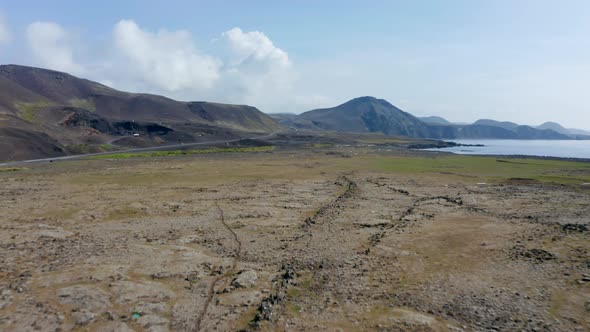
0 1 589 129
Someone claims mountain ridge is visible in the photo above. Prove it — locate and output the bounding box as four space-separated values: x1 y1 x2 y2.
283 96 575 140
0 64 282 162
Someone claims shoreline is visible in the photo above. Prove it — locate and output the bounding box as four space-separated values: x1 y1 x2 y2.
419 149 590 163
413 139 590 162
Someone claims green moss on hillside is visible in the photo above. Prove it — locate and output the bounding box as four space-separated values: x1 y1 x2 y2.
15 101 55 122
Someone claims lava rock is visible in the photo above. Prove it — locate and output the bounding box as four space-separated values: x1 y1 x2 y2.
231 270 258 288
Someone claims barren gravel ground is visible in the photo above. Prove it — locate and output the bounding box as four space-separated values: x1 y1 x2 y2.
1 147 589 331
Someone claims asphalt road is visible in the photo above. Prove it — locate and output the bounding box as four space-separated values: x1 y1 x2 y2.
0 132 279 167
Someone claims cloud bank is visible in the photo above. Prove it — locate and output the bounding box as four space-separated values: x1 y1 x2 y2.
26 21 85 75
17 19 317 113
112 20 221 92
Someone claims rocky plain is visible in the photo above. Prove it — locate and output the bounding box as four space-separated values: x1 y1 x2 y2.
1 142 589 331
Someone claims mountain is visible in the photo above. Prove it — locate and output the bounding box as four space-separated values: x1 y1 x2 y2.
537 121 568 134
300 97 431 137
537 122 590 136
473 119 519 131
0 64 282 161
291 97 570 140
419 116 451 125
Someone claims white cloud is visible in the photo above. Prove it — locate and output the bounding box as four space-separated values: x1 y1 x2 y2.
112 19 222 93
26 21 84 74
0 15 11 44
214 27 299 112
221 27 290 68
19 19 325 114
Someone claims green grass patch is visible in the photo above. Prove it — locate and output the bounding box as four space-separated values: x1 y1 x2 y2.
15 101 55 122
308 143 333 148
287 287 301 298
373 155 590 184
40 208 77 220
357 138 415 145
287 303 302 315
0 167 26 172
98 144 119 151
89 146 274 159
106 207 144 221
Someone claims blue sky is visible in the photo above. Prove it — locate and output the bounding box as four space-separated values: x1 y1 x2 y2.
1 1 589 128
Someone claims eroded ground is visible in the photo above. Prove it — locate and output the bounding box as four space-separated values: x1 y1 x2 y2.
1 147 589 331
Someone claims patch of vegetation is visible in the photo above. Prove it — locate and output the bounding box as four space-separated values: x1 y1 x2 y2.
299 272 313 289
286 303 302 315
236 306 260 331
98 144 119 151
0 167 26 172
15 101 55 122
89 146 274 159
358 138 415 145
307 143 333 148
287 287 301 298
373 155 590 184
40 208 77 221
106 207 144 221
69 98 96 112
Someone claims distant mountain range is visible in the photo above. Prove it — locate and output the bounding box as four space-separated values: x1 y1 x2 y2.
420 116 590 137
0 65 281 161
536 122 590 136
2 64 586 162
272 96 589 140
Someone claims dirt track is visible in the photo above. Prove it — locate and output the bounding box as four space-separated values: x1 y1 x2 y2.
1 147 589 331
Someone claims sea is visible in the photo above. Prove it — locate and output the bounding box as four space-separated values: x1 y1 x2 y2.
425 140 590 159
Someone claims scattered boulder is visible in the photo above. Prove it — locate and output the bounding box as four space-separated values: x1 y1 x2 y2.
253 294 282 322
0 289 13 310
561 223 588 233
71 309 96 326
523 249 556 262
231 270 258 288
129 202 149 212
510 246 556 262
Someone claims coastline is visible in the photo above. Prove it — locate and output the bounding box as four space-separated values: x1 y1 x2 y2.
415 139 590 162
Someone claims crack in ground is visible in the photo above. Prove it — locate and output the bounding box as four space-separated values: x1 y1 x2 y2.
302 175 358 229
193 203 242 332
250 176 359 329
366 177 412 196
398 195 464 221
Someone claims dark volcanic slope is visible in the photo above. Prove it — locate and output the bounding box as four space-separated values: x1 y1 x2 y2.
300 96 430 137
0 127 65 161
0 64 281 132
0 64 282 161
